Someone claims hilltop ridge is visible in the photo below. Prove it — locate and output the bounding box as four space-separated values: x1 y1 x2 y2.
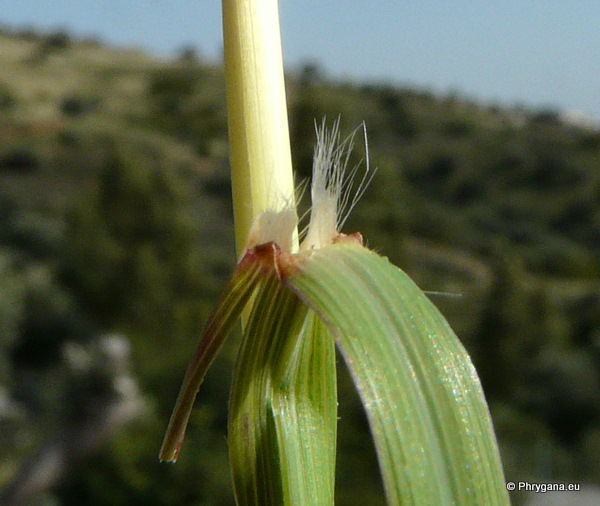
1 27 600 505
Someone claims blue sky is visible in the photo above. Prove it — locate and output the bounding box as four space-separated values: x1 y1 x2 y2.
3 1 599 121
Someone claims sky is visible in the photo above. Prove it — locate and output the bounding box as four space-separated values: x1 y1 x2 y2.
2 1 600 122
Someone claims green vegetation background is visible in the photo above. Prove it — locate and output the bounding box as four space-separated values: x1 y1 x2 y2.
1 28 600 505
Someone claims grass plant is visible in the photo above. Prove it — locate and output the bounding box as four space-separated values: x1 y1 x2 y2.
161 1 509 504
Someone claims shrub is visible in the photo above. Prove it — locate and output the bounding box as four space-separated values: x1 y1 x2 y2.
43 30 71 51
0 148 39 173
60 95 98 117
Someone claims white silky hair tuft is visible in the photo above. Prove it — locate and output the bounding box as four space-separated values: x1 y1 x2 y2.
244 208 298 256
301 118 375 251
242 118 373 255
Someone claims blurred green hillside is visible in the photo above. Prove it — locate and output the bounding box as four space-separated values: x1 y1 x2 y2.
1 27 599 505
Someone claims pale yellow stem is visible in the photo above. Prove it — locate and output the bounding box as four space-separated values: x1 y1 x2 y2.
222 0 298 257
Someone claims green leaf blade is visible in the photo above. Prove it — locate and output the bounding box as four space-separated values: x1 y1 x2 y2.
284 240 508 505
159 249 267 462
228 276 337 505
